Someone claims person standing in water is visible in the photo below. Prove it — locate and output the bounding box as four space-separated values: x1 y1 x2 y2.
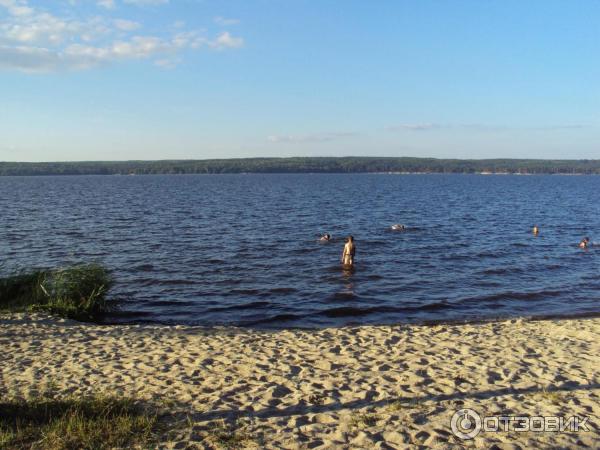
342 235 356 267
532 225 539 235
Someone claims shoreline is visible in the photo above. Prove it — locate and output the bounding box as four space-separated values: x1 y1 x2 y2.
2 172 600 178
103 310 600 331
2 313 599 448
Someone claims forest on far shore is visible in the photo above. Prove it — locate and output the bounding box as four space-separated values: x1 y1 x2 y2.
2 157 600 176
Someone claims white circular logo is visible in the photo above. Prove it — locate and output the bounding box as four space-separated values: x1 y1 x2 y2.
451 408 482 439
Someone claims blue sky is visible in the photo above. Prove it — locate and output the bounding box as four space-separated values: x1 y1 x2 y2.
0 0 598 161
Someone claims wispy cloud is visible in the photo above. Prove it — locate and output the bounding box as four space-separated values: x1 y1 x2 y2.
267 132 357 143
210 31 243 49
153 56 180 69
113 19 141 31
529 124 585 130
386 123 441 131
0 0 34 17
214 16 240 26
0 0 244 72
386 123 585 132
96 0 115 10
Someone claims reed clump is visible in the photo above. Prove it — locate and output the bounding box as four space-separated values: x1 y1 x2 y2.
0 264 113 322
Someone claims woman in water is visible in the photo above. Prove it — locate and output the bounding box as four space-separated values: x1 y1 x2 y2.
532 225 539 235
342 235 356 267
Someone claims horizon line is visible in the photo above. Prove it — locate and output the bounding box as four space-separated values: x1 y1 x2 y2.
3 156 600 164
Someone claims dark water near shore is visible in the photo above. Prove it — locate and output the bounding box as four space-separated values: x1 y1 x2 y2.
2 174 600 328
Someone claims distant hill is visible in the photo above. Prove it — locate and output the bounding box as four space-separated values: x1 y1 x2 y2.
2 157 600 176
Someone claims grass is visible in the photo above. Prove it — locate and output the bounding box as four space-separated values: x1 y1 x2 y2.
349 412 380 428
539 387 564 405
0 264 113 322
308 393 327 405
387 396 425 412
203 419 256 449
0 393 160 450
0 271 47 310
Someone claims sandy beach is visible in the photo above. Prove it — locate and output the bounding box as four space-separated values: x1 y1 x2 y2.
1 314 598 449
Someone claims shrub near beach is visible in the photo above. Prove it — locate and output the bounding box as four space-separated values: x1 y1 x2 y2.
0 264 113 322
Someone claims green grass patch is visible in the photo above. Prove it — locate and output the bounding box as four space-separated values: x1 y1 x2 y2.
0 394 160 450
0 264 114 322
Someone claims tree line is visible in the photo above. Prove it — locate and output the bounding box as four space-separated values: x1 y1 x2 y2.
2 157 600 176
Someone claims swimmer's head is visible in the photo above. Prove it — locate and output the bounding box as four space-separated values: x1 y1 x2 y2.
347 235 354 242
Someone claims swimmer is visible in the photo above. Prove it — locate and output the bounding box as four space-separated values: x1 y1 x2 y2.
391 224 405 231
532 225 539 235
320 233 332 242
341 235 356 267
579 237 590 249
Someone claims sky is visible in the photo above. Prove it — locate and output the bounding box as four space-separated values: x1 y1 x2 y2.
0 0 599 162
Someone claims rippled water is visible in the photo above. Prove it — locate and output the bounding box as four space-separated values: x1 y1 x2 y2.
2 174 600 328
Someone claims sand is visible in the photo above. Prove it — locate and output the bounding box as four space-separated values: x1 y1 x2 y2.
1 313 599 449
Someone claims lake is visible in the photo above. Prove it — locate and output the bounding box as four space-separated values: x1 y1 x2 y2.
2 173 599 328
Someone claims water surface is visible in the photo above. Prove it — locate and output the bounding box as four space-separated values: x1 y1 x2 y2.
2 174 599 328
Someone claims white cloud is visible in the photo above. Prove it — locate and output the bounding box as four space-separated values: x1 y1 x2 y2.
210 31 243 49
267 132 357 143
0 0 34 16
96 0 115 10
0 3 114 46
114 19 141 31
0 0 244 72
214 16 240 26
0 33 242 72
0 38 173 72
1 12 79 44
0 45 61 72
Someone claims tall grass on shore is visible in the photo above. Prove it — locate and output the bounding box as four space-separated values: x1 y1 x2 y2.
0 264 113 322
0 394 159 450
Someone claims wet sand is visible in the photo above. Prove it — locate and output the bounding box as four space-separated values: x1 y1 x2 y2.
1 313 599 449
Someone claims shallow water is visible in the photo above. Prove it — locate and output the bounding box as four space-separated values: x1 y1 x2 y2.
2 173 599 328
